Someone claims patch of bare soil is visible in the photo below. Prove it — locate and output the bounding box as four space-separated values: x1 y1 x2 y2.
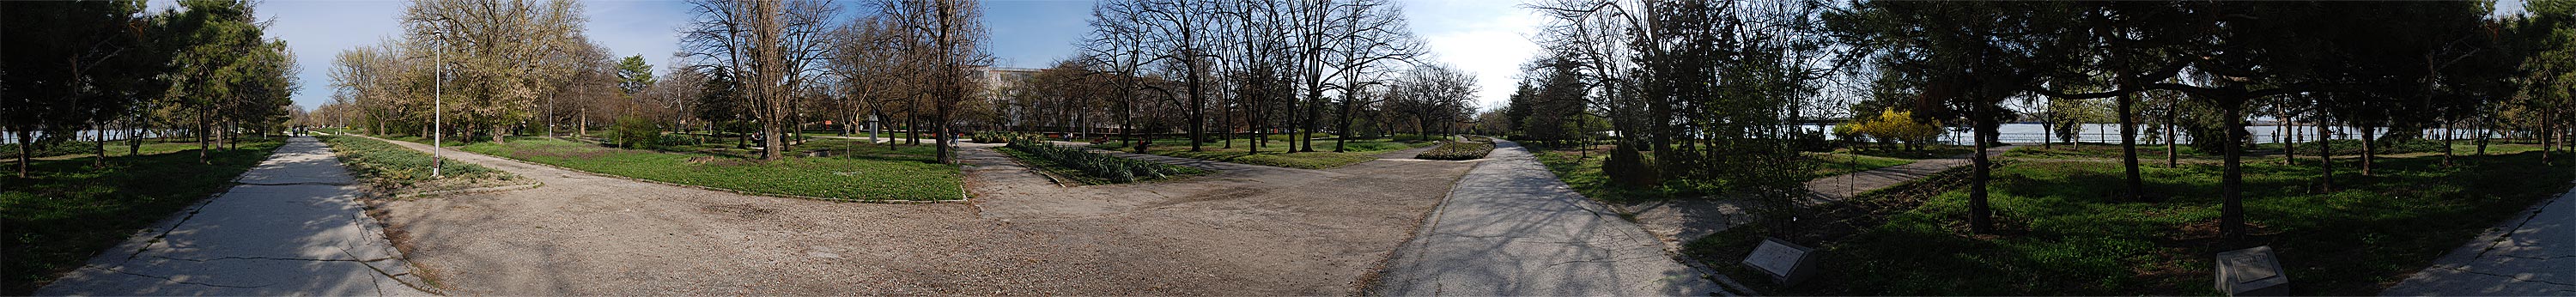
371 143 1473 295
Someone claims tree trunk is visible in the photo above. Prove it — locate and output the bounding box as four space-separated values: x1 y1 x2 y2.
2476 118 2489 155
2360 124 2375 176
2221 104 2247 241
1969 104 1996 234
198 114 211 164
2318 118 2334 191
1334 94 1360 153
2443 119 2457 166
15 130 30 178
96 120 109 168
2166 108 2178 168
2118 93 2144 202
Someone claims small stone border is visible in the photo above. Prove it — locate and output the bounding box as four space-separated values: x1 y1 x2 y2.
392 182 544 198
356 134 969 203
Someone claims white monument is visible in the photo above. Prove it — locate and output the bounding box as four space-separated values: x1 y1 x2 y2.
1742 237 1820 285
2215 245 2289 296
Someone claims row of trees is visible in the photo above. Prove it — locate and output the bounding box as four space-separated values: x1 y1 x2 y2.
1497 0 1836 209
1832 1 2545 239
1066 0 1477 155
315 0 994 164
1486 0 2575 241
2 0 297 177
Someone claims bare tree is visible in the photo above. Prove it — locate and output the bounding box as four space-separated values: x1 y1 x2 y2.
680 0 838 160
877 0 992 164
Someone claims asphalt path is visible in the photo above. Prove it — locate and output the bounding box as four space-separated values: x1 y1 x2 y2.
2383 182 2576 296
37 136 433 296
1376 140 1714 295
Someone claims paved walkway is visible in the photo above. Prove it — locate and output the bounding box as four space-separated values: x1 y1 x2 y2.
2383 183 2576 296
37 136 433 296
1376 140 1713 296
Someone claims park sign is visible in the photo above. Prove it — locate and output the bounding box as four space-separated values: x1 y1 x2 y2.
2215 245 2290 296
1741 237 1819 285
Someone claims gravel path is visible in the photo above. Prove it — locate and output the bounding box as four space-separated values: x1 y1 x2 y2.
367 137 1473 295
37 136 433 296
2382 182 2576 296
1376 140 1715 295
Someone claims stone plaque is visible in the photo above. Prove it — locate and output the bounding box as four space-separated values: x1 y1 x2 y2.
1741 237 1817 284
2215 245 2290 296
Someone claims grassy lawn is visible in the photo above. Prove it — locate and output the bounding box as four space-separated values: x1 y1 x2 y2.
2005 143 2205 160
317 136 527 195
1088 137 1435 169
450 136 962 201
1534 144 1929 203
2 137 284 295
1689 145 2575 295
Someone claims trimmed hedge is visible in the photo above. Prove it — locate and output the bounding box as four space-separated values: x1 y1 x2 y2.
1417 141 1494 161
971 131 1039 143
1005 139 1202 184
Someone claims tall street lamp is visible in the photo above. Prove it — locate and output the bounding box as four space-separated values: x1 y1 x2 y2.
432 29 445 179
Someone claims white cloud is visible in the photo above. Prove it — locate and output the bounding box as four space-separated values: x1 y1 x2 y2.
1404 0 1543 112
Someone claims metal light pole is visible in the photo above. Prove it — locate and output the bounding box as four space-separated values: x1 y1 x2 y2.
433 30 444 179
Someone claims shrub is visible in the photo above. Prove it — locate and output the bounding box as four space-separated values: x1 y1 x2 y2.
1004 139 1200 183
971 131 1038 143
605 116 661 149
1418 141 1495 161
1390 134 1445 142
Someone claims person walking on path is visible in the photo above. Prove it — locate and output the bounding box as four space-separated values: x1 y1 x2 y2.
1376 140 1716 296
38 136 434 296
2382 183 2576 296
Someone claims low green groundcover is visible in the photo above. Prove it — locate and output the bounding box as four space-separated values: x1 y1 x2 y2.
456 137 961 201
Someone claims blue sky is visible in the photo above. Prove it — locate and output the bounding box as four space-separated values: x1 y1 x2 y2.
153 0 1545 114
187 0 2522 115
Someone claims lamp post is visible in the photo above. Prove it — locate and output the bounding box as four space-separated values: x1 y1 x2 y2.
432 29 444 179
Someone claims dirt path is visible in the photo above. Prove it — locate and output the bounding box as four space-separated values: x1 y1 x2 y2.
367 138 1473 295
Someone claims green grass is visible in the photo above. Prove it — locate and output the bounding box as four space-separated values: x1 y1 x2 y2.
317 136 525 195
453 136 962 201
1530 145 1674 203
2 137 284 295
1691 146 2576 295
1803 152 1916 178
3 137 217 160
1087 137 1433 169
2005 143 2203 160
1534 145 1930 203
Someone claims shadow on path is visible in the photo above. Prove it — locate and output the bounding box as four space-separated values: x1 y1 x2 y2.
37 136 433 296
1376 140 1714 296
